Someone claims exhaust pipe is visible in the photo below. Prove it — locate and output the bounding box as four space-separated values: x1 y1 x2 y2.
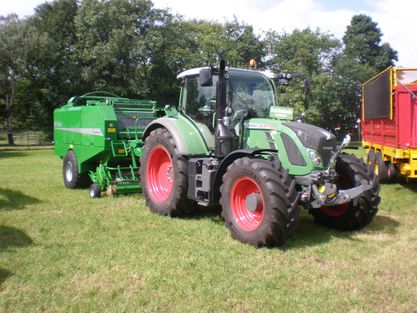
214 60 235 157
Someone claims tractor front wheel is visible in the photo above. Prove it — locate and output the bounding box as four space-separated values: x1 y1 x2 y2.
140 128 194 216
220 157 300 247
311 154 380 230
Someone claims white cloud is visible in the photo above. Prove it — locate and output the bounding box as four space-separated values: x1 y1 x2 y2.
370 0 417 66
152 0 357 36
0 0 46 18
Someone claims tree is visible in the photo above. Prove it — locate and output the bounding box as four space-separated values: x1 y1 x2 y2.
265 28 341 126
75 0 161 98
343 14 398 71
145 16 267 104
0 14 25 144
16 0 80 130
331 15 399 136
265 28 340 76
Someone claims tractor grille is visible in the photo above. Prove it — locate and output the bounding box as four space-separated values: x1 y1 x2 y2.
284 121 336 166
281 133 306 166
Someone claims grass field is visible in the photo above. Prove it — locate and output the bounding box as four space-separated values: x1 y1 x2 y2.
1 149 416 312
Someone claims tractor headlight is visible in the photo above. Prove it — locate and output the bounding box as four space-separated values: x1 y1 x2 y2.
308 149 322 166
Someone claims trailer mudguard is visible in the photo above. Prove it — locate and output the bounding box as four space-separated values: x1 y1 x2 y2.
142 116 210 156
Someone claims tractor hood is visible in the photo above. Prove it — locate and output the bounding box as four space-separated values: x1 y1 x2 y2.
283 121 337 167
243 119 337 175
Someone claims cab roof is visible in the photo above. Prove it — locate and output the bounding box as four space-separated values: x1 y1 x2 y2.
176 67 275 80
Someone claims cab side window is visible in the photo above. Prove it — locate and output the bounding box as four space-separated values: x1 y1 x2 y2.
183 76 217 132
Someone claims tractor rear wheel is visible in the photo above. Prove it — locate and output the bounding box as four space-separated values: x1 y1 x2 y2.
140 128 193 216
311 153 380 230
220 157 300 247
63 150 89 189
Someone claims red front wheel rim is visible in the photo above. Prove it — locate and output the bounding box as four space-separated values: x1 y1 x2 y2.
230 177 265 232
146 146 174 203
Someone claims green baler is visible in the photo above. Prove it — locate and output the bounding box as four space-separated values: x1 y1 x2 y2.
54 91 161 196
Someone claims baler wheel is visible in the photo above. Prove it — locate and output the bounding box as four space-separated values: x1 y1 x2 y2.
220 157 300 247
63 150 89 189
89 183 101 198
140 128 194 216
311 153 380 230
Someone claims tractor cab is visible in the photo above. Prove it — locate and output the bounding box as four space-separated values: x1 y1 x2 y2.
177 67 277 150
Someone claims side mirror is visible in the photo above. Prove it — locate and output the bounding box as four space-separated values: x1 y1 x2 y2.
199 68 213 87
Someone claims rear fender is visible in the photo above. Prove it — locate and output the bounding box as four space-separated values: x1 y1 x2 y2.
142 116 210 156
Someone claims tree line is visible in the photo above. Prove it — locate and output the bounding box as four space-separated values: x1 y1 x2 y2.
0 0 397 144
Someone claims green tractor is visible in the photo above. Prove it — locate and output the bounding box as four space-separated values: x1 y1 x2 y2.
54 61 380 246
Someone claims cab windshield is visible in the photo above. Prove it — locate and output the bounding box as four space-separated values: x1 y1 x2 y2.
229 70 276 118
181 70 276 132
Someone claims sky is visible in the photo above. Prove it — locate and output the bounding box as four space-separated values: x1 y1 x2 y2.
1 0 416 66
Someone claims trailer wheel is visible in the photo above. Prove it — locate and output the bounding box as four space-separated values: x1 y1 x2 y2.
140 128 193 216
367 149 376 170
311 154 380 230
89 183 101 198
63 150 89 189
220 157 300 247
375 152 390 182
387 163 398 182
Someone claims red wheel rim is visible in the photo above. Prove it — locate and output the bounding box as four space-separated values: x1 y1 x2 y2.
146 145 173 203
230 177 265 231
320 173 350 217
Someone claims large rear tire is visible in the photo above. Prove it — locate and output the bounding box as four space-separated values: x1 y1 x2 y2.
311 153 380 230
140 128 194 217
220 157 300 247
63 150 89 189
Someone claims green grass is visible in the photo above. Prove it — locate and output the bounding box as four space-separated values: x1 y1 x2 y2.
1 149 417 312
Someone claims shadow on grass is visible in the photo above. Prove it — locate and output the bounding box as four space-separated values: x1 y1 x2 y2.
0 151 28 158
0 225 33 250
0 268 13 285
399 181 417 193
0 225 33 285
287 213 400 249
183 205 223 225
285 215 334 249
365 215 399 233
182 205 400 249
0 188 42 210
